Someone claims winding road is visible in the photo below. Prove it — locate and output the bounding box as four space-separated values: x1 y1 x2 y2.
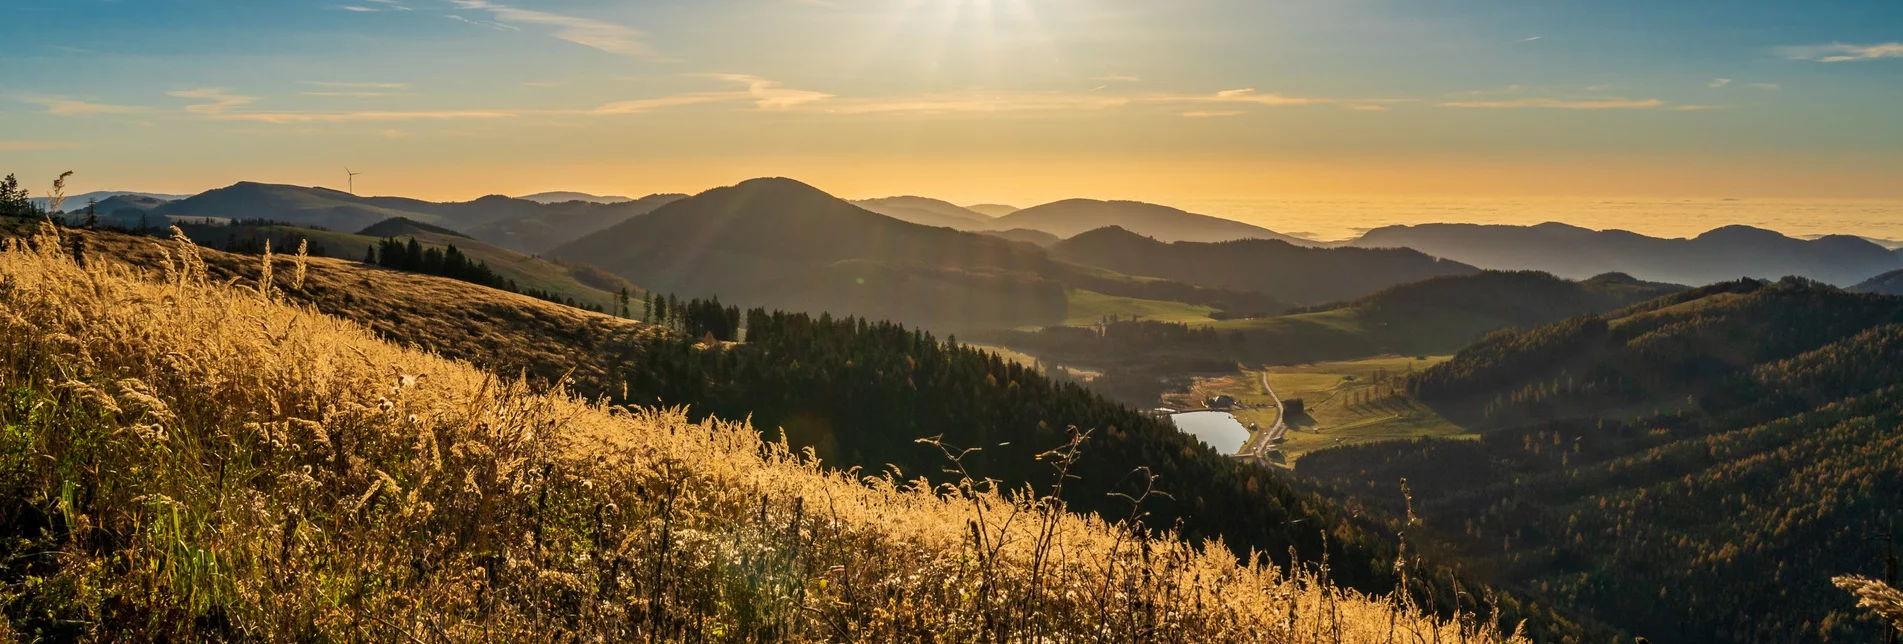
1247 371 1289 460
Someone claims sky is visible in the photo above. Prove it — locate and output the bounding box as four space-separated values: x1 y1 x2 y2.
3 0 1902 217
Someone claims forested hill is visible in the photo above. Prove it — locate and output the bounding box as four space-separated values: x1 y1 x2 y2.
1298 278 1903 642
1298 271 1684 328
992 270 1679 389
1852 268 1903 295
1050 225 1478 305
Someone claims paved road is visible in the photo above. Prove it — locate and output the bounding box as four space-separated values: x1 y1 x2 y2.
1247 371 1289 459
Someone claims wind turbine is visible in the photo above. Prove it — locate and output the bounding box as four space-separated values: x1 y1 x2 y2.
345 167 364 195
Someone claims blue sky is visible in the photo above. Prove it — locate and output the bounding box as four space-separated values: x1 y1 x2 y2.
2 0 1900 203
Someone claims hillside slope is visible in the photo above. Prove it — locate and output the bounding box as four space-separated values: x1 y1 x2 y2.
1851 268 1903 295
852 196 995 229
1298 278 1903 642
1051 225 1479 305
0 227 1516 641
1348 222 1903 286
171 219 638 311
994 270 1682 379
553 178 1073 330
996 199 1307 244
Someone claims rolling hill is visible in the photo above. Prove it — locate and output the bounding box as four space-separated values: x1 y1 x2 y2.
170 217 639 311
553 178 1069 330
977 228 1062 246
994 199 1307 244
965 203 1020 217
1297 278 1903 643
851 196 995 230
551 178 1296 330
1348 222 1903 287
1050 225 1478 305
994 270 1684 373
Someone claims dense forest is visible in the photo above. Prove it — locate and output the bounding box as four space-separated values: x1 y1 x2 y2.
362 236 604 312
1299 278 1903 642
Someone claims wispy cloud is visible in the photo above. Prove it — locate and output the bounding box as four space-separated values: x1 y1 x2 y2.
1440 97 1669 109
1181 110 1245 118
1708 78 1732 88
591 74 831 114
169 88 258 115
1778 42 1903 62
447 14 518 31
1743 82 1781 91
301 92 401 97
822 91 1129 115
305 81 412 89
1093 74 1142 82
215 110 519 124
1520 36 1542 42
0 141 81 151
446 0 653 56
337 0 410 11
20 95 147 116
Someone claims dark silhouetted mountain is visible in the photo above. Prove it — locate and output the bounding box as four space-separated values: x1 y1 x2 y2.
965 203 1020 218
358 216 474 240
1852 268 1903 295
1348 222 1903 286
553 178 1070 330
995 199 1305 244
516 191 633 204
977 228 1062 246
851 196 995 230
1297 279 1903 643
465 193 686 253
1049 225 1477 304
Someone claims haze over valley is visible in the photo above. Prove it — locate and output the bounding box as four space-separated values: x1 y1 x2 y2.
5 0 1903 641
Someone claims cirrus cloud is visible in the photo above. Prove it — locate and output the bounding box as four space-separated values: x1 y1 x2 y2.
1778 42 1903 62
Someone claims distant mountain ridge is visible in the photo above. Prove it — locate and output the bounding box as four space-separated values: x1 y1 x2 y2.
1050 225 1477 304
850 196 996 230
516 191 634 204
965 204 1020 218
995 199 1308 244
35 190 191 211
151 182 684 254
1348 222 1903 286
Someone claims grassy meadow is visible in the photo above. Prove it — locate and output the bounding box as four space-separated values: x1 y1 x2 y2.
1174 356 1470 465
0 223 1520 642
1061 288 1220 326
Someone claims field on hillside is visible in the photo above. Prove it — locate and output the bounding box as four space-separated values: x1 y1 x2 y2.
1177 356 1469 464
1061 289 1218 326
1207 307 1501 356
174 223 634 311
0 223 1515 642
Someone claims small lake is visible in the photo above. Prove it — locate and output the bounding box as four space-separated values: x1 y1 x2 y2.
1170 411 1250 454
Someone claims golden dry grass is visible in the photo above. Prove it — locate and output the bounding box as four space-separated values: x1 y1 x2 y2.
0 224 1523 642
